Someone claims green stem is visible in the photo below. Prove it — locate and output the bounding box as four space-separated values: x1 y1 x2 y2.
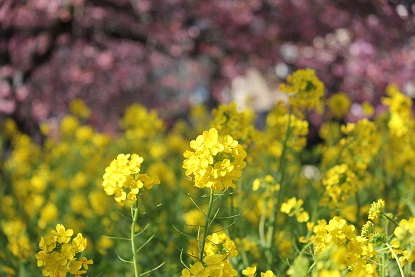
259 199 267 246
380 251 386 277
355 191 361 229
381 212 400 227
386 242 405 277
235 177 250 268
199 188 215 262
131 201 140 277
265 106 293 266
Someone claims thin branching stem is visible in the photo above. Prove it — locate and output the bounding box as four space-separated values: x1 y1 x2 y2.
381 212 401 227
385 242 405 277
199 187 215 262
139 262 165 276
265 105 293 267
131 200 140 277
136 234 155 253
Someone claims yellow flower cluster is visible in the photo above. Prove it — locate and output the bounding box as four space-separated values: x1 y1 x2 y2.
204 232 238 258
279 68 324 111
312 217 376 275
183 128 247 190
242 266 276 277
102 154 159 205
322 163 358 206
368 199 385 220
181 232 239 276
180 254 237 277
391 218 415 266
35 224 93 277
280 197 309 223
360 221 376 240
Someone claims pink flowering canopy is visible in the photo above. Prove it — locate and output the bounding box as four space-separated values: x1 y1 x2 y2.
1 0 414 135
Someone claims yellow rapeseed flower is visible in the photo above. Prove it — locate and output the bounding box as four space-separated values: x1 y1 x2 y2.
35 224 93 277
180 254 237 277
102 154 159 205
261 270 276 277
242 266 256 277
391 218 415 266
280 197 309 223
311 217 376 274
183 128 247 191
368 199 385 220
204 232 238 258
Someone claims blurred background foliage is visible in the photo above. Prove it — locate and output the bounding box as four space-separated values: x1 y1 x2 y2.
1 0 415 139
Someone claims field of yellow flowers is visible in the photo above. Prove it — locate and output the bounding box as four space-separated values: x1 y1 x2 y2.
1 69 415 277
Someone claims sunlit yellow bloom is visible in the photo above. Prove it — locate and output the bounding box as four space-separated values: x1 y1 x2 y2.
183 128 247 190
35 224 92 277
261 270 276 277
368 199 385 220
280 197 309 223
242 266 256 277
391 218 415 266
311 217 376 274
204 232 238 258
180 254 237 277
102 154 159 205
